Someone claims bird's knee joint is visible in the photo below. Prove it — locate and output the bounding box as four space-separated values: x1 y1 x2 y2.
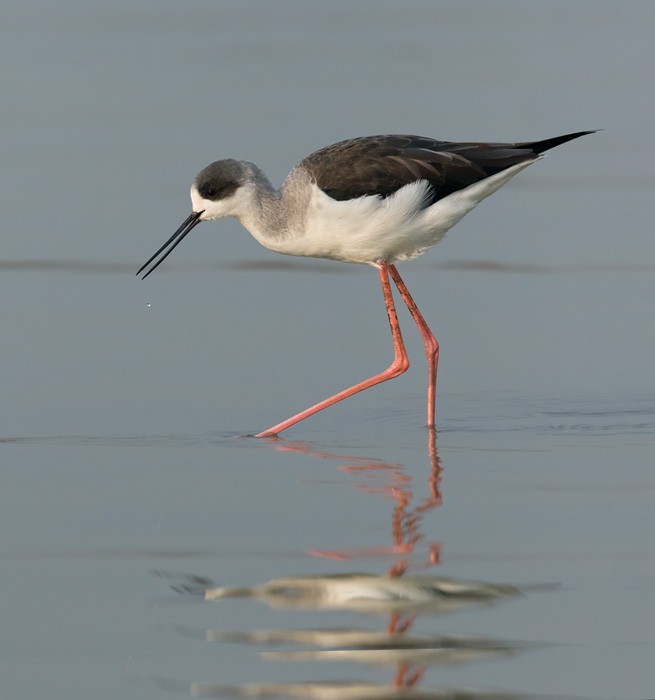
391 357 410 376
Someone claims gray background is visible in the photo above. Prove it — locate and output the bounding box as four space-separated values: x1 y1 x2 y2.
2 2 654 699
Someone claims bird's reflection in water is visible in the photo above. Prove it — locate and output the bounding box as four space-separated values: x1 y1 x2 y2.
190 680 549 699
267 427 442 572
203 571 522 614
168 430 551 699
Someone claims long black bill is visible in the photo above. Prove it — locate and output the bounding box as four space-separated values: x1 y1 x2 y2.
137 211 203 279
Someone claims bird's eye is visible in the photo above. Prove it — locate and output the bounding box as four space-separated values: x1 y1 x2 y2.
202 184 231 200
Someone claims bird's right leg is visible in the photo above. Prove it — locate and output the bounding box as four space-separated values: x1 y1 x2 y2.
388 265 439 428
255 263 409 437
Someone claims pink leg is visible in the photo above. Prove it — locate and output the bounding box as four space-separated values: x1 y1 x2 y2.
388 265 439 428
256 264 409 438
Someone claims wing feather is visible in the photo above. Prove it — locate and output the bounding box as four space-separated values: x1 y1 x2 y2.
299 133 591 204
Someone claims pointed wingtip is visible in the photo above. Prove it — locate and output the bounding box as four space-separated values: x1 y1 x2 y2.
530 130 598 154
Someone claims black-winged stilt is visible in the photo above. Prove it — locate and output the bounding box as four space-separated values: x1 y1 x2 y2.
138 131 593 436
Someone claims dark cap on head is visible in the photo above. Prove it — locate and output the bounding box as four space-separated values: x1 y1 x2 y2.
194 159 245 201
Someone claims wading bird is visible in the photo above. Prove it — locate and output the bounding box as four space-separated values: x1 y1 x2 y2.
138 131 593 436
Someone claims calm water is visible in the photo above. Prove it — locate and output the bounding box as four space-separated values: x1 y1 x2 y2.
2 2 654 699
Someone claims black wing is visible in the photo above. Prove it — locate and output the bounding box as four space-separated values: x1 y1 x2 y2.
301 132 593 204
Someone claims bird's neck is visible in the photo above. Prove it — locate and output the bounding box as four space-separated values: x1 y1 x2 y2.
235 167 301 247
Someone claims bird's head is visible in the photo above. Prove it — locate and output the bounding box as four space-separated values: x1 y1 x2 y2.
191 159 255 221
137 159 257 279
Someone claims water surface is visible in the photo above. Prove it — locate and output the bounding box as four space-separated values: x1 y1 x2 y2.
2 2 654 699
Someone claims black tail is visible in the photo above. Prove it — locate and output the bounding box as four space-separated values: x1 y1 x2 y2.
522 130 596 155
